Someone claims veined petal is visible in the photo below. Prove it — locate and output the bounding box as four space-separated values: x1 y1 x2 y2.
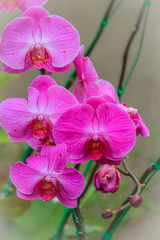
83 57 98 82
135 113 150 137
74 45 84 76
17 189 39 200
40 15 80 67
22 6 49 23
31 75 57 91
95 156 121 166
45 60 71 73
41 143 68 173
0 98 34 140
74 79 87 104
10 162 43 194
98 80 119 103
26 154 48 175
3 61 32 74
27 137 44 152
45 85 78 123
54 104 94 162
30 75 57 113
27 87 39 113
55 168 85 199
56 191 77 208
0 17 34 69
97 103 136 159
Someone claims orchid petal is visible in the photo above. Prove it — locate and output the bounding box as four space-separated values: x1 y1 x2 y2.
41 143 68 173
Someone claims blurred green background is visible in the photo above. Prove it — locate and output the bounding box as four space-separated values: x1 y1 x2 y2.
0 0 160 239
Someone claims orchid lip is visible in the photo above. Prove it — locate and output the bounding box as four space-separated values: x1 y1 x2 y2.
35 178 57 201
29 44 50 69
84 137 105 161
29 115 50 140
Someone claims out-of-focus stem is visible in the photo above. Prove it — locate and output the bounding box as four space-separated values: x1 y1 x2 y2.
78 163 99 203
101 158 160 240
73 206 87 240
117 0 150 98
64 0 120 89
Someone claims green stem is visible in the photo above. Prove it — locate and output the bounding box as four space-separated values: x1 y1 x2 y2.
117 1 151 100
64 0 124 89
101 158 160 240
52 210 71 240
122 2 151 92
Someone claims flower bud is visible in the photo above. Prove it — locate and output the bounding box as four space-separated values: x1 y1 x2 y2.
102 209 113 219
129 195 143 208
93 164 121 193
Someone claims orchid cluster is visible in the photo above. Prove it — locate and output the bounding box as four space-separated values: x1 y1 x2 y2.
0 0 150 212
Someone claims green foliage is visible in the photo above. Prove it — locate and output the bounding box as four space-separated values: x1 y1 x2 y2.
0 199 64 240
0 195 32 222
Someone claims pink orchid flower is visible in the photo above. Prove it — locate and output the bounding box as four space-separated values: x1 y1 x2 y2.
10 143 85 208
54 96 136 165
73 45 99 103
0 75 78 149
97 80 150 137
0 7 80 73
0 0 47 12
94 164 121 193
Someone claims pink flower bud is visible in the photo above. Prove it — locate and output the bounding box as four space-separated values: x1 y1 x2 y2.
102 209 113 219
129 195 143 208
93 164 121 193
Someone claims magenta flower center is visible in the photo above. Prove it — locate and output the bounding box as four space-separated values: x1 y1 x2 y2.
84 138 105 160
29 115 50 139
35 178 57 201
29 44 50 69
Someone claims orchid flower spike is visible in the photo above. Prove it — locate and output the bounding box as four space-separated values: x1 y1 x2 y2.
0 7 80 73
54 96 136 165
0 75 78 150
10 143 85 208
0 0 48 12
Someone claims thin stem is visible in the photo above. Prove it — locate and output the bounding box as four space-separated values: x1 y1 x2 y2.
78 163 99 203
40 69 46 75
73 206 87 240
122 2 151 92
75 164 81 171
53 161 94 240
115 166 128 176
122 158 141 195
64 0 123 89
101 158 160 240
84 0 117 57
103 159 142 217
117 0 150 95
52 211 71 240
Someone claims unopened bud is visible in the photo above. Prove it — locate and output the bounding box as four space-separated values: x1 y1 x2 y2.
93 164 121 193
129 195 143 208
102 209 113 219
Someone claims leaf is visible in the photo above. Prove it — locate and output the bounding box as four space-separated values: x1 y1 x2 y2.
0 72 19 89
65 224 103 237
1 199 64 240
0 195 32 222
0 127 12 144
